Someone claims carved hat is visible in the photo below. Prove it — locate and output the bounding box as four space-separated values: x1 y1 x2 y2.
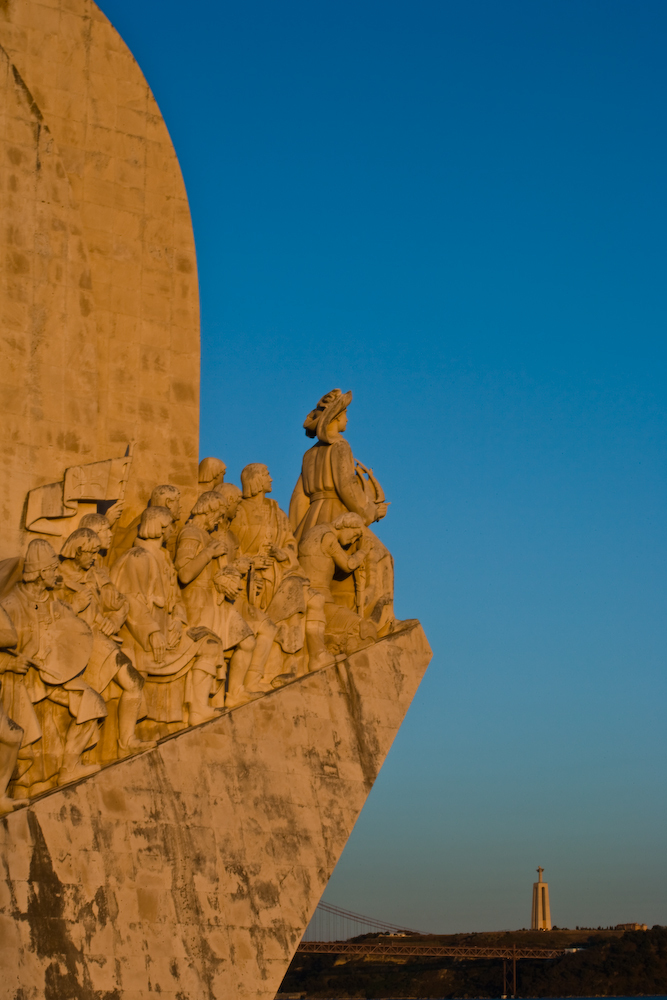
23 538 58 576
303 388 352 444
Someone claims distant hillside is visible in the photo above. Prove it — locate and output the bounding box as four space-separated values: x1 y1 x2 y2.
279 925 667 998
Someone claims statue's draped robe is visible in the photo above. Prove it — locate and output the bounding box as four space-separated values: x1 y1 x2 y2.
289 438 395 630
231 498 309 655
175 523 251 652
56 561 129 694
0 585 104 786
112 540 217 723
289 438 377 541
56 561 132 761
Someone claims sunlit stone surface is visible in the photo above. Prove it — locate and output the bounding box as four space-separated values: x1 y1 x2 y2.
0 3 431 996
0 623 431 999
0 0 200 561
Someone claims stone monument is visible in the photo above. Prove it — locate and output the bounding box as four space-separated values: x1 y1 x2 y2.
0 3 431 998
531 867 552 931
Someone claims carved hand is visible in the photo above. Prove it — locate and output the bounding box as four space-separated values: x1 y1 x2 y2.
9 653 30 675
207 538 227 559
71 587 94 614
374 501 389 521
359 530 373 556
214 567 242 600
149 631 167 663
105 500 125 525
98 617 116 637
251 554 271 571
268 545 288 562
220 579 242 601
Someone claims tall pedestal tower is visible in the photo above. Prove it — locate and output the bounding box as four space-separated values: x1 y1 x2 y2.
531 867 552 930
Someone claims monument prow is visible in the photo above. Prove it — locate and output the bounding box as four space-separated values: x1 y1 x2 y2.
0 622 431 999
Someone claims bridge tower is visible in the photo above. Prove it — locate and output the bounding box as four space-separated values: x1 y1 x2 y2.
531 867 552 930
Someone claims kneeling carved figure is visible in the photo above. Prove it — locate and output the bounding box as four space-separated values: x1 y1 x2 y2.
298 513 378 656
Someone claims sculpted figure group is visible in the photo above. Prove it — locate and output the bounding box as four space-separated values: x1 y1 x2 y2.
0 390 395 811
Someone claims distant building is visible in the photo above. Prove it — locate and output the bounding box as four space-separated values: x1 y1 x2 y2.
616 923 648 931
531 867 552 930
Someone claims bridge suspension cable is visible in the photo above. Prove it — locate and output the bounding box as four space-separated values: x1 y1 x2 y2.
302 901 421 941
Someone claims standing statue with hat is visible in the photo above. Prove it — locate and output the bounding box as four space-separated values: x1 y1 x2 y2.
289 389 395 634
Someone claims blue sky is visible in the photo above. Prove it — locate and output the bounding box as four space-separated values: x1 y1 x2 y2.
98 0 667 931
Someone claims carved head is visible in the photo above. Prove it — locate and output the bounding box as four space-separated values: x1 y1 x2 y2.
60 528 101 570
150 484 182 521
190 491 224 531
216 483 242 521
332 511 365 547
23 539 59 587
198 456 226 490
79 512 113 551
241 463 272 498
303 389 352 444
138 505 174 544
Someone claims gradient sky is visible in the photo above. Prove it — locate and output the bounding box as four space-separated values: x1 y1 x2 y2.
98 0 667 932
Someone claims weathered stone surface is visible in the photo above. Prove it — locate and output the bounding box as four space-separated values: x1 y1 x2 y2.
0 621 430 999
0 0 200 559
0 7 431 997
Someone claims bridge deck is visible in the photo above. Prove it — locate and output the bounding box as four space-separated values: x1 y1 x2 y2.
297 941 566 960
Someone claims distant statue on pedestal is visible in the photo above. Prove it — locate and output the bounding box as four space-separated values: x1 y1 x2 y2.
531 867 552 930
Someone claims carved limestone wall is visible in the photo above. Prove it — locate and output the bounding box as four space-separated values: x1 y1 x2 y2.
0 623 431 1000
0 0 200 559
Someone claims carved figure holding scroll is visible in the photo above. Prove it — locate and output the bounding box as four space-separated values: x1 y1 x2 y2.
298 513 378 656
111 506 222 733
289 389 395 633
57 528 154 757
0 606 24 814
0 539 107 790
232 464 334 684
175 490 255 709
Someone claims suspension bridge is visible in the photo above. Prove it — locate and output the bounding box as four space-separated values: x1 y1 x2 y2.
301 900 421 941
297 902 569 997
